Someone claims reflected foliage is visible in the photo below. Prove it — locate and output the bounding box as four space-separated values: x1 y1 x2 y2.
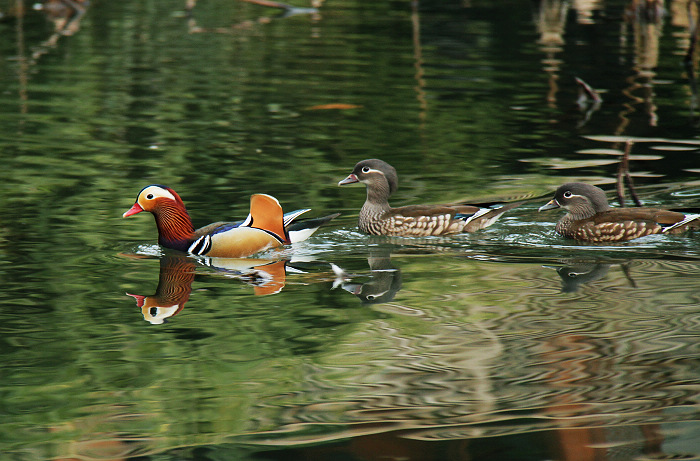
2 0 700 460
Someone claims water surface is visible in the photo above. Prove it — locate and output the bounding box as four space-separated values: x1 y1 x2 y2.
1 0 700 459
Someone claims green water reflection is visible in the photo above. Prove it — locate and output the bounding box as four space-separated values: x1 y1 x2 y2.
1 0 700 460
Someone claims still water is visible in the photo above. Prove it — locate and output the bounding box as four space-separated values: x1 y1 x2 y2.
1 0 700 459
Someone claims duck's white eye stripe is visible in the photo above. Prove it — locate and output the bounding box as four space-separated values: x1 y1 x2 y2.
141 186 177 201
363 168 383 175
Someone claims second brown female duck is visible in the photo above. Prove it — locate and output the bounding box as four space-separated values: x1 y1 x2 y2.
338 159 520 237
539 182 700 242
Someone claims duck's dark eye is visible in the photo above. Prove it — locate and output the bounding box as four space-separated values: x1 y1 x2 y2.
563 191 572 198
361 166 370 173
146 194 154 200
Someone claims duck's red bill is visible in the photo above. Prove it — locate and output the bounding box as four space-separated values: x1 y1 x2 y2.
123 203 144 217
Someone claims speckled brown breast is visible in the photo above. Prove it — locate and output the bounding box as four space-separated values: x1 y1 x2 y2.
556 208 697 242
358 204 515 237
360 212 463 237
557 219 663 242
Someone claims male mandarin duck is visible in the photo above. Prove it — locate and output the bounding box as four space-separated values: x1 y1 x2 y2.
538 182 700 242
123 185 339 258
338 159 521 236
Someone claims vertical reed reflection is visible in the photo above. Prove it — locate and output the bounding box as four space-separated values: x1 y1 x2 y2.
536 0 568 108
15 0 27 118
411 0 428 131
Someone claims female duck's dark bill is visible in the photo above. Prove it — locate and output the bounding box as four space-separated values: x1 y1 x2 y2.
338 174 359 186
538 199 560 211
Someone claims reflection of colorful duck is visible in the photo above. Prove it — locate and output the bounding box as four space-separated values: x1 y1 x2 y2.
126 255 195 325
337 248 402 304
126 254 290 324
203 257 289 296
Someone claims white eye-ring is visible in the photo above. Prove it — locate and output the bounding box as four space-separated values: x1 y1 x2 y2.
361 166 370 173
563 191 572 198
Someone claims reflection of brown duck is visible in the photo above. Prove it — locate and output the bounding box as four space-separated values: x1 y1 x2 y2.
126 254 289 324
338 249 402 304
546 260 640 293
547 262 612 293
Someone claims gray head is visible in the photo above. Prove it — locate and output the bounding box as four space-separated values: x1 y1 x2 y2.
338 159 399 198
539 182 611 218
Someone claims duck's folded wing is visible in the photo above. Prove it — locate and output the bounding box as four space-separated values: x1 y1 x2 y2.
198 226 284 258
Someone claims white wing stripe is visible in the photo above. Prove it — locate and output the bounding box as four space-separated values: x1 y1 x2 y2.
662 214 700 233
463 207 492 225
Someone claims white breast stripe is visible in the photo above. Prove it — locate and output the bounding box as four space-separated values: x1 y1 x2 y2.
240 213 253 227
188 235 212 255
